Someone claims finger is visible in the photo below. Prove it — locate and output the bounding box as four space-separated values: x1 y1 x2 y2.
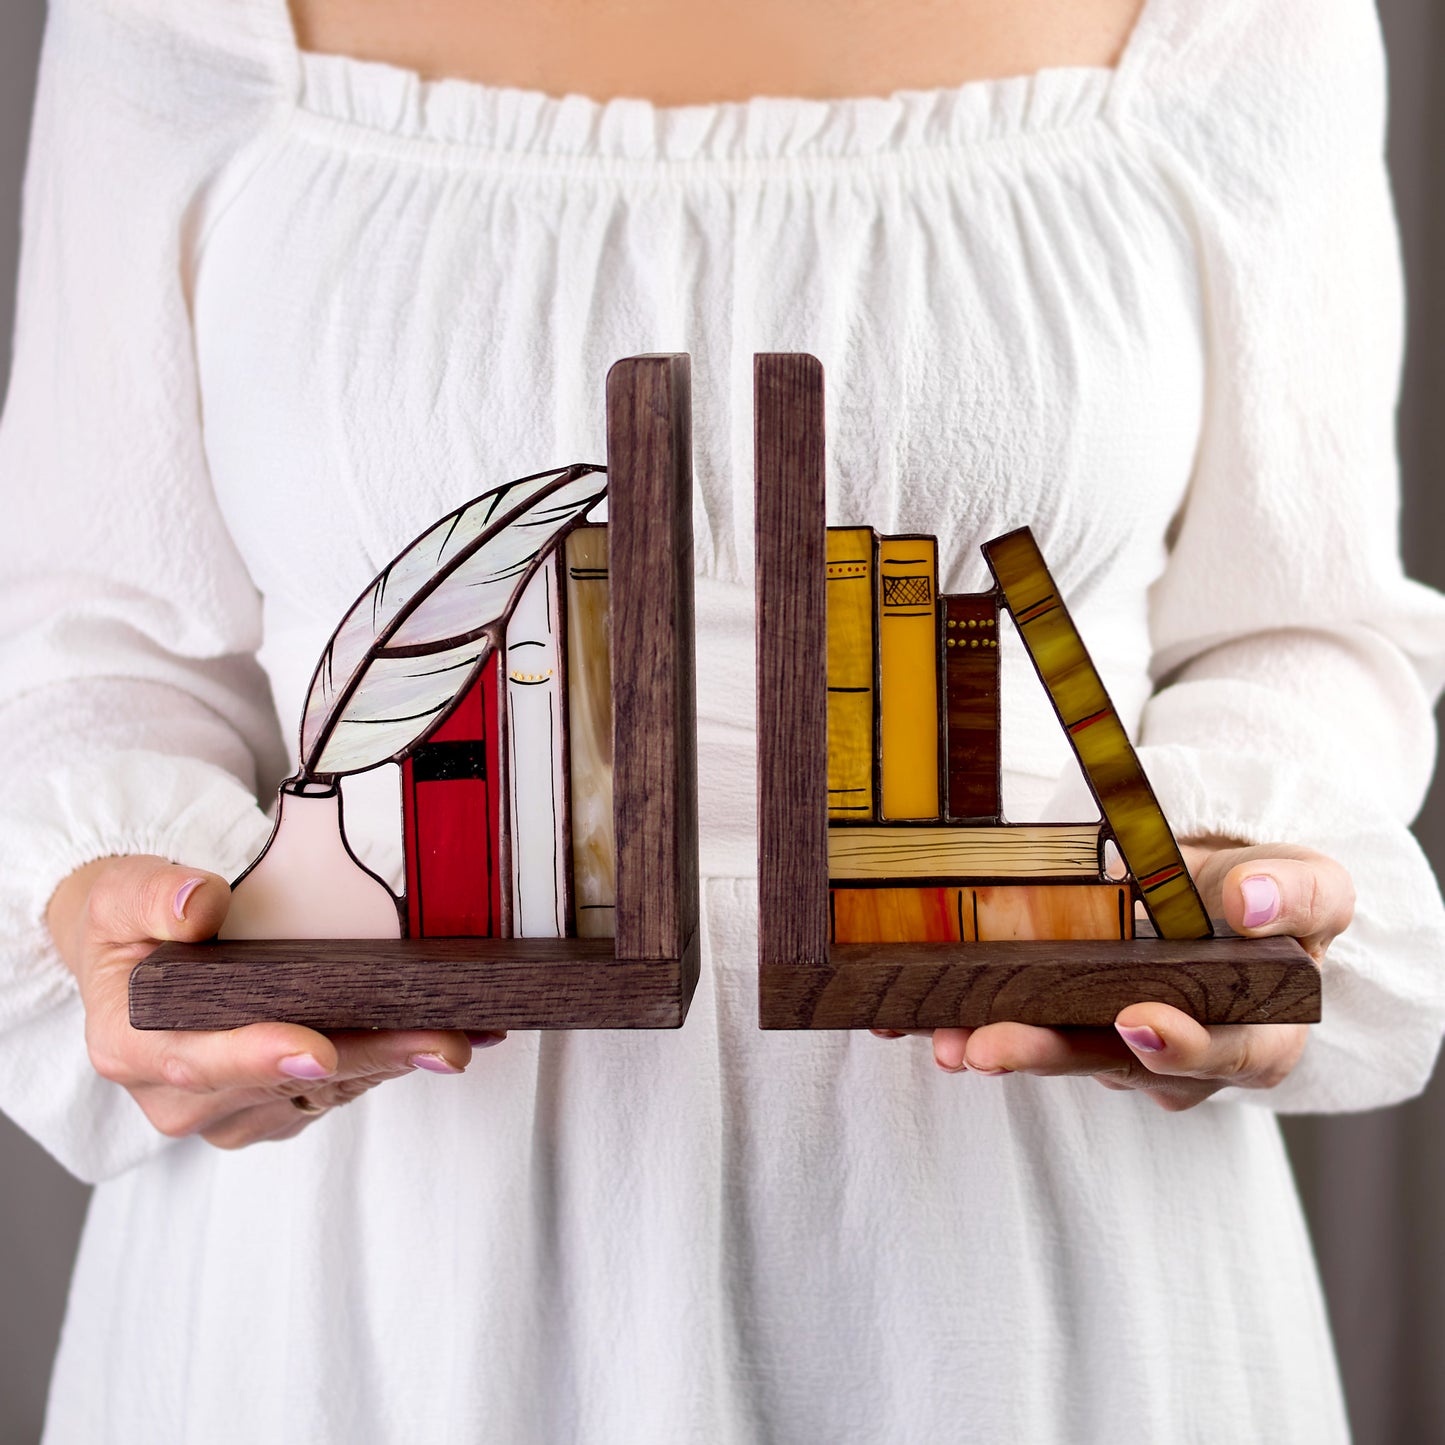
76 859 235 1056
200 1098 330 1150
85 856 233 952
214 1079 396 1147
1114 1003 1307 1092
133 1046 424 1139
88 1013 345 1095
961 1022 1138 1079
931 1028 975 1071
328 1029 476 1078
101 1021 484 1097
69 859 343 1095
1219 857 1354 960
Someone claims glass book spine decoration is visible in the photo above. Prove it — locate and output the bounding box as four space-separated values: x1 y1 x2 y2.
131 355 699 1032
753 352 1321 1030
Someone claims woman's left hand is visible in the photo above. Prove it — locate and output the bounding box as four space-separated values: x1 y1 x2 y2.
879 842 1354 1111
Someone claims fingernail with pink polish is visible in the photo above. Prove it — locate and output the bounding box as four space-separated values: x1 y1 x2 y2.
279 1053 332 1080
173 877 205 920
409 1053 463 1074
466 1032 507 1049
1240 874 1281 929
1117 1024 1165 1053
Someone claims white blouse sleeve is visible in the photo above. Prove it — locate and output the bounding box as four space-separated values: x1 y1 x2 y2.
1120 0 1445 1111
0 0 295 1180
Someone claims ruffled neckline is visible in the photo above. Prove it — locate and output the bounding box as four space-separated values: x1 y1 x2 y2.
295 49 1119 166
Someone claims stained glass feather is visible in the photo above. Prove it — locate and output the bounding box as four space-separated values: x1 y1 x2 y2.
298 464 607 778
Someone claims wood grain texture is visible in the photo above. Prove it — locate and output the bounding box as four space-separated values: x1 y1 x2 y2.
131 937 696 1031
755 353 830 969
760 933 1320 1029
607 354 700 981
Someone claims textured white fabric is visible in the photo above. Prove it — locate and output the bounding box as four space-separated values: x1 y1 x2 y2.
3 0 1443 1439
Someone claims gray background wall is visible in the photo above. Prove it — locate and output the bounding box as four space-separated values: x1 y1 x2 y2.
0 11 85 1441
1 3 1443 1442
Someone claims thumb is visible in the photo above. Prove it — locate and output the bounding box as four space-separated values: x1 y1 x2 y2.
87 856 233 952
1219 855 1354 961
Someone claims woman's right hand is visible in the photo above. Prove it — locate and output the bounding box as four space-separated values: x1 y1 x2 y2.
46 855 501 1149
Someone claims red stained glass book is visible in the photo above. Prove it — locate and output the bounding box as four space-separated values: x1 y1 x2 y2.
401 661 504 938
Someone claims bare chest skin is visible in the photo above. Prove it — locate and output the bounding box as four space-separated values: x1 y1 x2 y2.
287 0 1146 106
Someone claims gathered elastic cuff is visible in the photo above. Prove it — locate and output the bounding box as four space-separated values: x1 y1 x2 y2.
0 752 272 1178
1134 742 1445 1114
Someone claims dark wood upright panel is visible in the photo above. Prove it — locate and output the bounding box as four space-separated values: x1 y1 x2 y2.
607 354 700 981
755 353 830 979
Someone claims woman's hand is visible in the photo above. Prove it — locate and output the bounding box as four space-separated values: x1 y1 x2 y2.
46 855 504 1149
877 842 1354 1111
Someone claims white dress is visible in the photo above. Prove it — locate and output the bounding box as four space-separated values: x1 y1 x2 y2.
3 0 1444 1440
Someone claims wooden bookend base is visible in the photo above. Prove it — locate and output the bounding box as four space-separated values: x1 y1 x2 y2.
751 352 1321 1032
131 936 699 1031
131 353 700 1035
758 932 1319 1030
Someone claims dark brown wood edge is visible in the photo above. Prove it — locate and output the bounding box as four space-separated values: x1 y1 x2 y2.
759 933 1320 1029
131 935 699 1031
755 354 830 980
607 355 700 991
130 354 700 1032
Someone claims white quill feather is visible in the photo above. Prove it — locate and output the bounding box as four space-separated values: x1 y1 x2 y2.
298 465 607 778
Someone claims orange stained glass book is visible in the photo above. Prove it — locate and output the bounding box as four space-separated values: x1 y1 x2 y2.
877 535 941 820
830 883 1134 944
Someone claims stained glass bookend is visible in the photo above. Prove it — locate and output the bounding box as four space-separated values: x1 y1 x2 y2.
130 354 699 1032
753 352 1320 1030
